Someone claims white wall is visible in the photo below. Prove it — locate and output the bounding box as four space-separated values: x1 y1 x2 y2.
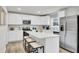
0 6 8 52
66 6 79 16
0 26 7 52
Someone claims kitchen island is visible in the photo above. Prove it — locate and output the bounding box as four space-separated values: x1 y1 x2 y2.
25 31 59 53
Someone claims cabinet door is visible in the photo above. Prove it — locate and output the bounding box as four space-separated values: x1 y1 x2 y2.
40 16 50 25
58 10 65 17
22 14 29 20
30 16 50 25
29 15 40 25
8 30 23 42
8 13 22 24
45 37 59 53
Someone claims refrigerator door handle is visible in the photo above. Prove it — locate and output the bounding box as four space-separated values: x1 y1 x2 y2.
65 21 67 37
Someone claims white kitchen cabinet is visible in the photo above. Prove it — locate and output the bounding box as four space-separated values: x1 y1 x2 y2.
58 10 65 17
8 30 23 42
8 13 22 24
22 15 40 25
29 15 40 25
8 13 40 25
22 14 29 20
45 37 59 53
40 16 50 25
30 15 50 25
8 13 50 25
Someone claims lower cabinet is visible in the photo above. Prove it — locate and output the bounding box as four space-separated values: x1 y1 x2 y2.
45 37 59 53
8 30 23 42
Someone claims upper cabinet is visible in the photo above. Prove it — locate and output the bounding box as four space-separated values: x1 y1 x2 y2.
8 13 50 25
39 16 50 25
22 14 29 20
0 7 6 25
30 15 50 25
28 15 40 25
8 13 22 24
58 10 65 17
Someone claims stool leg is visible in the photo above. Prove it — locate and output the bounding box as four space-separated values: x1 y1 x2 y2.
43 46 44 53
28 44 31 53
36 48 38 53
33 48 38 53
33 49 35 53
23 39 26 52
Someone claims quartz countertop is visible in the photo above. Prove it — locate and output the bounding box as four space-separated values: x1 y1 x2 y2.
25 31 59 39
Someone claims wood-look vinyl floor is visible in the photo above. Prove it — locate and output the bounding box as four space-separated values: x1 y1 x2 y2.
6 40 71 53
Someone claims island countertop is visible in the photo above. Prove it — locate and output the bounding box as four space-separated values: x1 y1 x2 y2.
25 31 59 39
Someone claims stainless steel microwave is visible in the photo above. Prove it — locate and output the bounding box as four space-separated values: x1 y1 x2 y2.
23 20 31 24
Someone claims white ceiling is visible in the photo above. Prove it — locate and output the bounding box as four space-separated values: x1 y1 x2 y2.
6 6 67 15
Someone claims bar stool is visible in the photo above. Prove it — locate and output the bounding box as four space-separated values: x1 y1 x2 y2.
29 42 44 53
23 36 29 51
24 37 36 53
23 36 29 44
26 38 36 43
24 36 29 39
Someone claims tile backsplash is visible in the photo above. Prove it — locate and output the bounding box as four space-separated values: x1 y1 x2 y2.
8 25 50 32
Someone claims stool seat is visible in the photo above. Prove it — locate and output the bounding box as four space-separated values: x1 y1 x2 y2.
29 42 44 53
26 38 36 43
24 36 29 39
29 42 43 48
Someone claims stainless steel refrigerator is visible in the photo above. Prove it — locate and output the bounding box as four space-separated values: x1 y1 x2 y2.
60 15 79 53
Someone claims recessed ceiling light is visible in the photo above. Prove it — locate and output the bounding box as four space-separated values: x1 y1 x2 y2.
17 8 21 11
